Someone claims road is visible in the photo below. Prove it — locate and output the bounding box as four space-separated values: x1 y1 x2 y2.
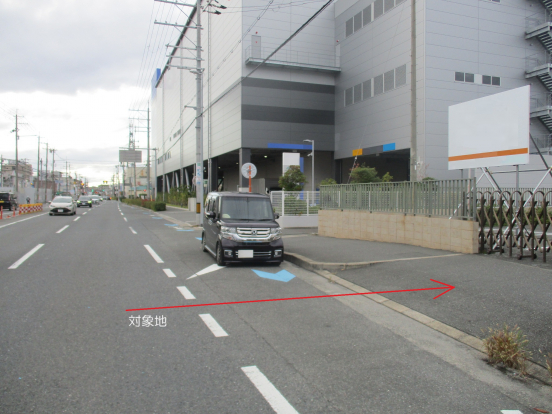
1 201 550 413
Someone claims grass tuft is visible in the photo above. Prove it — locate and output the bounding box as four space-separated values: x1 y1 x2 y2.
483 324 531 375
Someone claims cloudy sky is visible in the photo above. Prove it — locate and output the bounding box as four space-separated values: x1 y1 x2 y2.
0 0 191 186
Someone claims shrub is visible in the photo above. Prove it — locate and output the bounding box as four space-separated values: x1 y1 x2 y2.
483 324 531 375
152 202 166 211
320 178 337 186
279 166 307 191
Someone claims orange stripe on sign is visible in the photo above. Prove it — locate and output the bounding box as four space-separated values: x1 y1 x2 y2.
449 148 528 162
352 149 363 156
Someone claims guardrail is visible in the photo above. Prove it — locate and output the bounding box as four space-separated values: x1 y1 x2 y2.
19 203 43 215
320 179 476 220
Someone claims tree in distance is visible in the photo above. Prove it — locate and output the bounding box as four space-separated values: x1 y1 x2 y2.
279 166 307 191
349 163 393 184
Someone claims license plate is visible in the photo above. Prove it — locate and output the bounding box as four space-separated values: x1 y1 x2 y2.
237 250 254 258
58 209 63 212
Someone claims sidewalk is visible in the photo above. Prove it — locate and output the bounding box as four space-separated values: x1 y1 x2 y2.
146 206 551 382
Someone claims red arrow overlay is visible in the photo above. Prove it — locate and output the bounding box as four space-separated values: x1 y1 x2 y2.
125 279 454 312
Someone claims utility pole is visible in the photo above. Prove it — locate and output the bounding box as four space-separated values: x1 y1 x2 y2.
410 0 417 181
129 126 138 199
13 113 19 194
50 149 56 196
44 143 49 202
147 103 151 200
36 136 40 202
65 160 68 193
195 0 204 225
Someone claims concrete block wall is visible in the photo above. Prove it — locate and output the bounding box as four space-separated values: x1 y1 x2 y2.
318 209 478 253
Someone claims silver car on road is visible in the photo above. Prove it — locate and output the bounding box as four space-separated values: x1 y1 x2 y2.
49 196 77 216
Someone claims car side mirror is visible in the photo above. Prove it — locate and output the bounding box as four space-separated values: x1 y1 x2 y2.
274 213 280 219
206 211 216 219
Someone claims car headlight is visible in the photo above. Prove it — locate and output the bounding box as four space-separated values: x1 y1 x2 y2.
220 226 237 240
270 227 282 240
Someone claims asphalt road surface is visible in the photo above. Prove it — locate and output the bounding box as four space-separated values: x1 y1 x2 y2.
1 201 550 413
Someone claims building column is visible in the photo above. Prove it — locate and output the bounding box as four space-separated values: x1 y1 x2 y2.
334 159 342 184
209 157 218 192
239 148 251 188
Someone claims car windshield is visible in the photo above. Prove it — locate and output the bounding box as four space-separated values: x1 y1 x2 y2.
0 193 10 200
79 197 91 201
53 197 72 203
221 197 274 221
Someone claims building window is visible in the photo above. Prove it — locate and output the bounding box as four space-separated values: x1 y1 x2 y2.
465 73 475 83
374 0 384 19
363 5 372 25
455 72 464 82
363 80 372 100
384 69 395 92
374 74 384 95
396 64 407 86
455 71 500 86
482 75 492 85
354 84 362 103
353 12 362 32
345 87 353 106
492 76 501 86
384 0 395 13
346 18 353 37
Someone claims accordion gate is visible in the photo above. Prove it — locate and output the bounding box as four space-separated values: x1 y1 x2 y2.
478 190 552 262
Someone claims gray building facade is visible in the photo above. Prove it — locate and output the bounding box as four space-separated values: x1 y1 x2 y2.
152 0 552 192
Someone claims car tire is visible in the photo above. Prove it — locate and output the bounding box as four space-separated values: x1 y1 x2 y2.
201 233 207 252
49 213 53 216
216 243 225 266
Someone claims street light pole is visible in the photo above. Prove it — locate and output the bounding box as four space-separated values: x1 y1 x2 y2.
304 139 315 192
195 0 204 225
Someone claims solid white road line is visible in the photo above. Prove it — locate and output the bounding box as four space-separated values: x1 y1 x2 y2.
187 264 225 279
121 213 124 216
129 227 137 235
144 245 164 263
74 216 80 222
199 314 228 337
163 268 176 278
177 286 196 300
83 212 88 215
8 244 44 269
241 366 299 414
501 411 523 414
0 213 48 229
124 217 128 222
57 225 69 234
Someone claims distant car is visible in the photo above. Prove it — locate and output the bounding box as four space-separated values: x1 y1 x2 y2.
0 192 17 211
77 196 93 208
90 196 101 205
49 196 76 216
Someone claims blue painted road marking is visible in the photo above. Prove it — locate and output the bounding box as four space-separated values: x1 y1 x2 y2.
164 224 179 227
152 217 162 219
196 237 202 240
178 229 193 232
252 269 295 282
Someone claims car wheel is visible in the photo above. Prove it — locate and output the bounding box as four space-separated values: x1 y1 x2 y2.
49 213 53 216
216 243 225 266
201 233 207 252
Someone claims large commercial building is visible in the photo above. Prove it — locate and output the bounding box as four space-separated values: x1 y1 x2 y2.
152 0 552 192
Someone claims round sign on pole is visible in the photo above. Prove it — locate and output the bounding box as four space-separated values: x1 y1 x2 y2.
241 163 257 178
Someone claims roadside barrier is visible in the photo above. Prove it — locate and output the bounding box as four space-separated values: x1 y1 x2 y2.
19 203 43 215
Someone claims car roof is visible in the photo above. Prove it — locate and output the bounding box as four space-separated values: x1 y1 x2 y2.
207 192 269 198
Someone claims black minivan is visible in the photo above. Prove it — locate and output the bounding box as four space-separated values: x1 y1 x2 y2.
202 192 283 266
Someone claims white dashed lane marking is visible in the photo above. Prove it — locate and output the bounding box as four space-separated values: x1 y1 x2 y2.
199 314 228 337
241 366 299 414
177 286 196 300
129 227 137 235
144 245 164 263
124 217 128 222
56 225 69 234
8 244 44 269
74 217 80 222
163 268 176 278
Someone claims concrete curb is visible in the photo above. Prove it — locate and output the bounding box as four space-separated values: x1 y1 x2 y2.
285 251 552 386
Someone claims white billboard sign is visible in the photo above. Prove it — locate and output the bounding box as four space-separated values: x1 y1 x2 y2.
282 152 300 174
119 150 142 163
448 86 530 170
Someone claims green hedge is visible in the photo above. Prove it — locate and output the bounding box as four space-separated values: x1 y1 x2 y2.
122 198 166 211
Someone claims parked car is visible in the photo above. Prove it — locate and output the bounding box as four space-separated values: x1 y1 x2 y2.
201 192 283 266
77 196 93 208
49 196 76 216
0 192 17 211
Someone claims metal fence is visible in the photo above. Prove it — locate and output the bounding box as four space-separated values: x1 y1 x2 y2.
270 191 320 216
320 179 476 219
477 189 552 262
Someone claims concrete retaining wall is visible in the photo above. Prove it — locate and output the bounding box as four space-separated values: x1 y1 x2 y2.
318 210 478 254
